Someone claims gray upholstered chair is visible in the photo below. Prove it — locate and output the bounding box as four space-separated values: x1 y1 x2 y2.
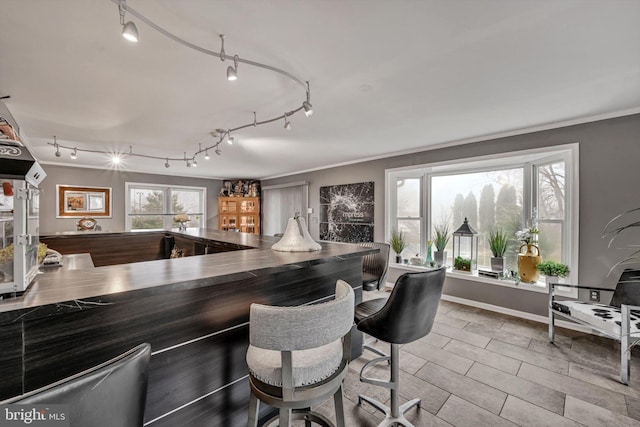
355 269 446 427
246 280 355 427
549 269 640 385
360 242 390 291
2 343 151 427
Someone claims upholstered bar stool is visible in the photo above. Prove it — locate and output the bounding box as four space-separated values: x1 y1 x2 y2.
246 280 355 427
355 269 446 427
360 242 391 291
2 343 151 427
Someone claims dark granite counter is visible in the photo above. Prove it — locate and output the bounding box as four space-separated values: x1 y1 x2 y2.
0 229 373 426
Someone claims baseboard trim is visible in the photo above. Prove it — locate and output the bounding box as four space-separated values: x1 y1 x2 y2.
440 294 593 334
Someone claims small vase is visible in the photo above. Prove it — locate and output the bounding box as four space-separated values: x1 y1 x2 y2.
426 245 433 264
434 250 446 267
491 257 505 272
517 244 542 283
395 254 402 264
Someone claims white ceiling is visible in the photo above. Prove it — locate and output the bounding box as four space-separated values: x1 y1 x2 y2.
1 0 639 180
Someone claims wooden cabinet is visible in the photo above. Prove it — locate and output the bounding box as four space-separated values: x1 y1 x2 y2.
218 197 260 234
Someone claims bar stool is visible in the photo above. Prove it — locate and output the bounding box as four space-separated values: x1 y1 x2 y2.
360 242 390 292
246 280 355 427
355 269 445 427
2 343 151 427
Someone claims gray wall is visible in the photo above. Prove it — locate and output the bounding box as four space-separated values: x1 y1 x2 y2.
39 165 222 233
263 114 640 316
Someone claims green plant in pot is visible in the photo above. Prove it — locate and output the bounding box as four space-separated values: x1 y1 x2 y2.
389 229 408 263
488 228 509 273
454 256 471 272
433 223 450 267
536 261 570 285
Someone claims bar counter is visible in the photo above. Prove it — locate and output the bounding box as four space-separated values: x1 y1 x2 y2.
0 229 374 426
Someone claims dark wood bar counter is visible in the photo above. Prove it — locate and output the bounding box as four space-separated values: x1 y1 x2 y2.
0 229 374 426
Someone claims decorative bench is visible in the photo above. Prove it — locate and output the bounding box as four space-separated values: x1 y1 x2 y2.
548 269 640 385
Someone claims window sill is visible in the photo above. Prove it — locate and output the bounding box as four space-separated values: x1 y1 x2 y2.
389 263 575 297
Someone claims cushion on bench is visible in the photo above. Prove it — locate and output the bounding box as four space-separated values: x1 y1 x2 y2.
552 301 640 337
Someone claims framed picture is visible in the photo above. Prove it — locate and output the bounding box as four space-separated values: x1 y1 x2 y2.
57 185 112 218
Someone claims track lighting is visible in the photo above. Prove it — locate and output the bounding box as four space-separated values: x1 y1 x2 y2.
227 55 238 81
53 136 61 157
192 159 197 168
204 150 210 160
227 131 234 145
70 148 77 159
111 154 122 165
215 148 221 155
303 81 313 117
165 158 170 168
284 114 291 131
118 0 138 42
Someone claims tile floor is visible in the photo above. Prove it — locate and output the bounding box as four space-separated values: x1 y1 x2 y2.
313 293 640 426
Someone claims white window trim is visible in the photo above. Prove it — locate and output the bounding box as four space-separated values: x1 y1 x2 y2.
385 143 579 297
125 182 207 231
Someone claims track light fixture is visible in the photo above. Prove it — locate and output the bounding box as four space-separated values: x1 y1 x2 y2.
70 148 77 159
192 158 197 168
53 136 61 157
303 81 313 117
99 1 316 169
118 0 138 42
165 158 170 168
227 55 239 81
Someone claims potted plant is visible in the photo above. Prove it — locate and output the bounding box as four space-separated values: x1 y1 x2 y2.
536 260 570 286
488 228 509 273
433 223 450 267
454 256 471 272
389 229 407 263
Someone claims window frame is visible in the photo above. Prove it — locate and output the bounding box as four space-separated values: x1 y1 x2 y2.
386 143 579 295
125 182 207 231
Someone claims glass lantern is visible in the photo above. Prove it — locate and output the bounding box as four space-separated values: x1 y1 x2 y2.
452 217 478 272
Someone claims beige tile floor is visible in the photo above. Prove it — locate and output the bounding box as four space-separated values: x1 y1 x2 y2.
313 293 640 426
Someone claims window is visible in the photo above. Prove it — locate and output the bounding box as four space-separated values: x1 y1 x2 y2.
386 144 578 287
125 182 206 231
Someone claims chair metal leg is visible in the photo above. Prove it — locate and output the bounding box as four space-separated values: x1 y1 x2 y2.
358 343 420 426
548 287 555 343
621 305 630 385
333 383 346 427
247 393 259 427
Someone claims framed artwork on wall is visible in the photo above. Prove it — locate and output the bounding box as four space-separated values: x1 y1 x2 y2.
56 185 112 218
319 181 374 243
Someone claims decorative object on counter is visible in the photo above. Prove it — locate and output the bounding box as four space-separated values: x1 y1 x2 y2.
536 260 569 286
452 218 477 272
170 244 184 258
271 214 321 252
425 240 433 265
389 229 408 263
488 228 509 273
2 181 12 196
57 185 111 218
173 214 189 230
410 254 424 266
219 179 261 197
516 226 541 283
77 217 97 231
433 223 450 267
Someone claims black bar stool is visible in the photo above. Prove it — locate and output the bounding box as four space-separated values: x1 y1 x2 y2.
355 269 445 427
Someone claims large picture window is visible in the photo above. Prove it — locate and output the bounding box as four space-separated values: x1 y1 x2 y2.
125 182 206 231
386 144 578 287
